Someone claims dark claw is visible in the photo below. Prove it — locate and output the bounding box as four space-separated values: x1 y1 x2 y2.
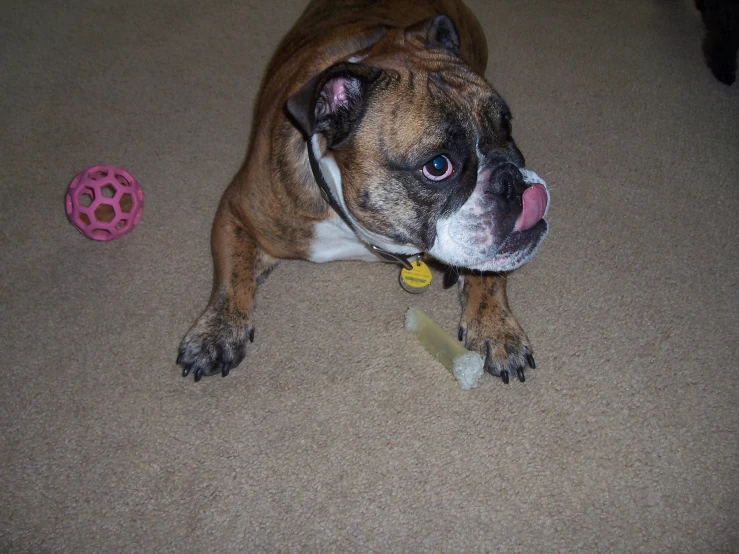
525 354 536 369
176 353 183 365
501 370 510 384
182 366 191 378
458 327 464 342
222 363 231 377
249 328 255 343
194 368 203 382
517 368 526 382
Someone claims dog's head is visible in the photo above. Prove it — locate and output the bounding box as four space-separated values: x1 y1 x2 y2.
287 15 549 272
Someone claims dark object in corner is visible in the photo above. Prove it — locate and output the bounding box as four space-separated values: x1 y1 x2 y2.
695 0 738 85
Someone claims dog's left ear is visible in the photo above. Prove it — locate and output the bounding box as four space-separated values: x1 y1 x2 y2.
405 14 460 55
286 62 382 147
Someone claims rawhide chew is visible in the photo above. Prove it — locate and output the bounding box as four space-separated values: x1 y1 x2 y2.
405 307 484 390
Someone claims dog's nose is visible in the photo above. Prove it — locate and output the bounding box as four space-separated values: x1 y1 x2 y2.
487 163 525 200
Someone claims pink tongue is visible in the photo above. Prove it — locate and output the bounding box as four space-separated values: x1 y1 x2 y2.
514 184 548 232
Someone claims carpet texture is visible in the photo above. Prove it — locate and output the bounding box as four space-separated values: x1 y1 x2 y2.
1 0 737 552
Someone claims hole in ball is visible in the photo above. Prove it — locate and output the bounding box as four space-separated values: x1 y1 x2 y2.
94 203 116 223
87 170 109 180
80 190 93 207
120 193 133 213
114 173 130 187
101 185 116 198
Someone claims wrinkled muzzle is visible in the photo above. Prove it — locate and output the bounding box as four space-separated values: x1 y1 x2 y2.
428 168 549 272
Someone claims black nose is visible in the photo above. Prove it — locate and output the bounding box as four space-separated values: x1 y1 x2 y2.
487 163 525 200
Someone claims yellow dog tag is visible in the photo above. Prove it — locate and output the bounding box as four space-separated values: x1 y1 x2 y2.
399 260 432 293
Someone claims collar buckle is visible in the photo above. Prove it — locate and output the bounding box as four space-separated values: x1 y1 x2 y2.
370 246 420 270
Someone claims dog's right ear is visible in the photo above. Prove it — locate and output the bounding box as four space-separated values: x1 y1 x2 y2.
286 62 382 147
405 14 460 55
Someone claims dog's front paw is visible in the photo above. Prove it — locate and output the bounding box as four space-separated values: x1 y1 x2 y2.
458 311 535 384
176 303 254 382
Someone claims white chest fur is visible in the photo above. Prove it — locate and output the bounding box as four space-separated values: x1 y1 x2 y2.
306 135 421 264
308 217 381 263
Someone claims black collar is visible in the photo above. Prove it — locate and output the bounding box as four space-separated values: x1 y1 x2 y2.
306 137 422 270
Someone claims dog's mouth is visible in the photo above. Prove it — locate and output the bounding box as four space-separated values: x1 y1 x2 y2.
514 183 548 232
461 213 547 272
427 169 550 272
486 180 549 271
493 217 548 265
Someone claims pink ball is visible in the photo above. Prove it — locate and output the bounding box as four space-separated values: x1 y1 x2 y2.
65 165 144 241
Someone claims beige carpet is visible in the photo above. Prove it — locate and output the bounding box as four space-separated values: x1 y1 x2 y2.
1 0 737 552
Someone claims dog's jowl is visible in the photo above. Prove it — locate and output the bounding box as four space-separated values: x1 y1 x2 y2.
176 0 550 385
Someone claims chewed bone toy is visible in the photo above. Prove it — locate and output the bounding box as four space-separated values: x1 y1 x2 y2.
405 307 484 390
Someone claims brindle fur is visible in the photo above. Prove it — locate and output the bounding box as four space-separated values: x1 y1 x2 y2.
459 273 533 382
177 0 540 382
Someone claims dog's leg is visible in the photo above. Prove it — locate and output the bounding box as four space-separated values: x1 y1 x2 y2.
176 198 277 381
458 272 535 384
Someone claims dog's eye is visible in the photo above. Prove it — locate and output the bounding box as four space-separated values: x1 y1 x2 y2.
422 155 453 181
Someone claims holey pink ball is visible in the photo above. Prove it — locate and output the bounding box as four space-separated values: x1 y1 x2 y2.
65 165 143 241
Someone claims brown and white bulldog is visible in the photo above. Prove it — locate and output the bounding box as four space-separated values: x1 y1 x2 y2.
176 0 550 384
